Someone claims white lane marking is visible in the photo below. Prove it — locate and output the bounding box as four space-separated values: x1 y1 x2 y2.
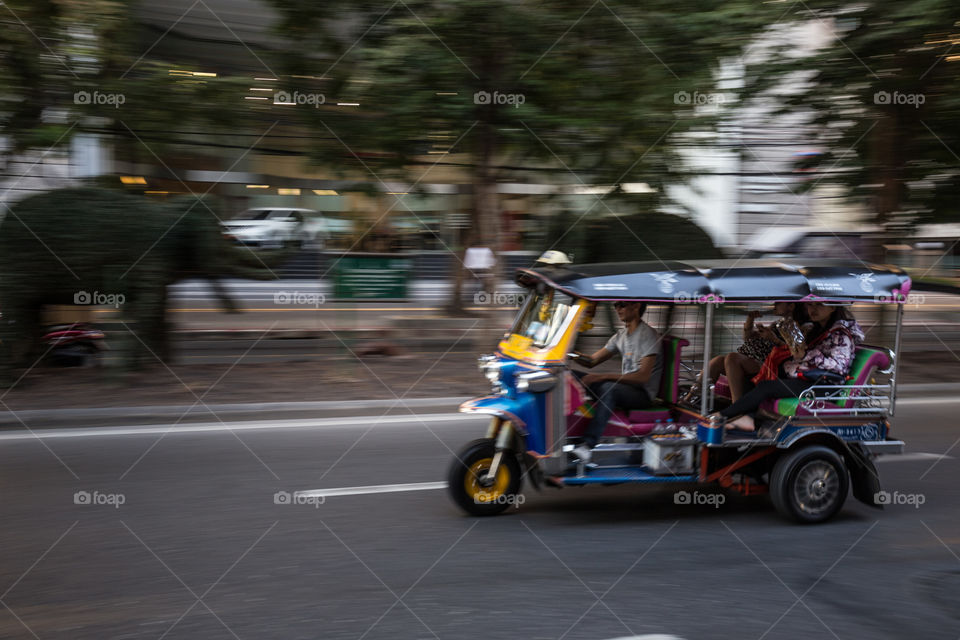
875 452 952 463
605 636 687 640
0 413 484 440
296 482 447 499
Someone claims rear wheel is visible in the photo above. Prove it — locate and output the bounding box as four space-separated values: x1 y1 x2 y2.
770 445 849 523
447 439 522 516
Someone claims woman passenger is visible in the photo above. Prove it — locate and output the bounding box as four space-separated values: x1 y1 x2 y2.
684 302 805 403
715 301 865 432
723 302 808 401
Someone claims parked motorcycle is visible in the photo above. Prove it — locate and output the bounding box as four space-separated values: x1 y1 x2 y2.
42 323 107 367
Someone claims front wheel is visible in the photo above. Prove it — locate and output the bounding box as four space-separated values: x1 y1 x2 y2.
770 445 849 524
447 439 522 516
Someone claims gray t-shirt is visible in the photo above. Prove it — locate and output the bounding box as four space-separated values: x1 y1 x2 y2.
604 322 664 399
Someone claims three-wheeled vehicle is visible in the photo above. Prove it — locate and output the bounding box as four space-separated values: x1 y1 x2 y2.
447 260 910 523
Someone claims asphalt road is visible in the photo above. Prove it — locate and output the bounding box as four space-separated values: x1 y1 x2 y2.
1 398 959 640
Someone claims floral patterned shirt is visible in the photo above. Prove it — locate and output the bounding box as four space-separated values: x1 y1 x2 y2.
783 319 865 378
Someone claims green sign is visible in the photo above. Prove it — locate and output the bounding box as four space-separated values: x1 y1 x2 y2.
331 253 413 299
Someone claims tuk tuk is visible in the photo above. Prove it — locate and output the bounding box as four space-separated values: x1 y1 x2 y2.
447 260 910 523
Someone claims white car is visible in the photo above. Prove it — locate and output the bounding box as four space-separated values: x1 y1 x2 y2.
221 208 328 248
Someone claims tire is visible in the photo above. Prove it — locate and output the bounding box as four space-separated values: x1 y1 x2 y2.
447 439 522 516
770 445 849 524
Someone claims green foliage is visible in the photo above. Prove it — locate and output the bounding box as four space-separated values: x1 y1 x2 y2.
266 0 769 309
0 0 264 163
0 188 282 380
744 1 960 225
267 0 774 190
543 208 722 263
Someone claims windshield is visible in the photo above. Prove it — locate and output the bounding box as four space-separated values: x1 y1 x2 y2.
511 291 578 348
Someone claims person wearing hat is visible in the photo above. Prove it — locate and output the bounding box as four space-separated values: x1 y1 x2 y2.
535 250 572 266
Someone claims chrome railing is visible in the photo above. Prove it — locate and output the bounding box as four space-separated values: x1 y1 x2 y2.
796 382 893 416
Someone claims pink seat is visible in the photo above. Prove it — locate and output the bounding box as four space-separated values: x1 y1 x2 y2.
566 335 688 438
713 375 731 399
604 408 674 436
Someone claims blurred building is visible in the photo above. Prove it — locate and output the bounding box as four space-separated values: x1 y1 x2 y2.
666 19 873 255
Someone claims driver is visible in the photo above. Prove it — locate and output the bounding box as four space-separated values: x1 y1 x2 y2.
570 300 663 463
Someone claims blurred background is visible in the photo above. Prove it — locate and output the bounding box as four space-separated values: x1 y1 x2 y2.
1 0 958 392
3 6 960 640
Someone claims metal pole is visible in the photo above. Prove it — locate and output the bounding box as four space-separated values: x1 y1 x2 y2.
700 303 714 416
890 302 904 417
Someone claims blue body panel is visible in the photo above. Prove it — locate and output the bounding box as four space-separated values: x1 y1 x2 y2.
776 421 888 444
562 467 698 485
461 358 550 453
462 393 548 451
697 423 724 445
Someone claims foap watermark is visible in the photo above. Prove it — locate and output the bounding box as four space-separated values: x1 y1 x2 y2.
875 490 925 508
674 490 725 508
473 291 527 306
74 90 125 108
674 90 725 106
473 493 525 508
274 490 325 508
274 291 325 307
74 490 126 508
874 293 926 305
473 90 525 108
674 291 725 305
874 91 925 108
274 90 326 107
74 290 125 308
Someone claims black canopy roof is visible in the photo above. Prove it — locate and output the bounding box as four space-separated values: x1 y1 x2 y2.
515 260 912 303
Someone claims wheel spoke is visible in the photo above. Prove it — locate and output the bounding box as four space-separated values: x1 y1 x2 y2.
794 460 840 517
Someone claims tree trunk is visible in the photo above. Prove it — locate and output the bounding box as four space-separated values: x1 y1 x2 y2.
873 109 903 227
447 123 499 316
448 223 474 316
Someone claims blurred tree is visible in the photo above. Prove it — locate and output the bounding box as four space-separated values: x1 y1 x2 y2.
745 1 960 228
543 208 721 263
267 0 774 312
0 187 291 384
0 0 260 172
0 2 290 376
0 0 82 155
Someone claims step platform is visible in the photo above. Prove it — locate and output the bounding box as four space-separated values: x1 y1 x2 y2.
561 466 698 485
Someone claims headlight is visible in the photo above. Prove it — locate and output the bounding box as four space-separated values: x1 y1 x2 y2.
483 364 502 382
478 355 502 382
516 370 557 393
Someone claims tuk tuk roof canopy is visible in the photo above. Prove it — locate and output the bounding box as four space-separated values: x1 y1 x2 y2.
516 260 912 303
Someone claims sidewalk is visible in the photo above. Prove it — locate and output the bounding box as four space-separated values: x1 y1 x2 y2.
0 353 487 426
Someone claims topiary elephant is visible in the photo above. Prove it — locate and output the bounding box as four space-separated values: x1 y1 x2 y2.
0 187 291 384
